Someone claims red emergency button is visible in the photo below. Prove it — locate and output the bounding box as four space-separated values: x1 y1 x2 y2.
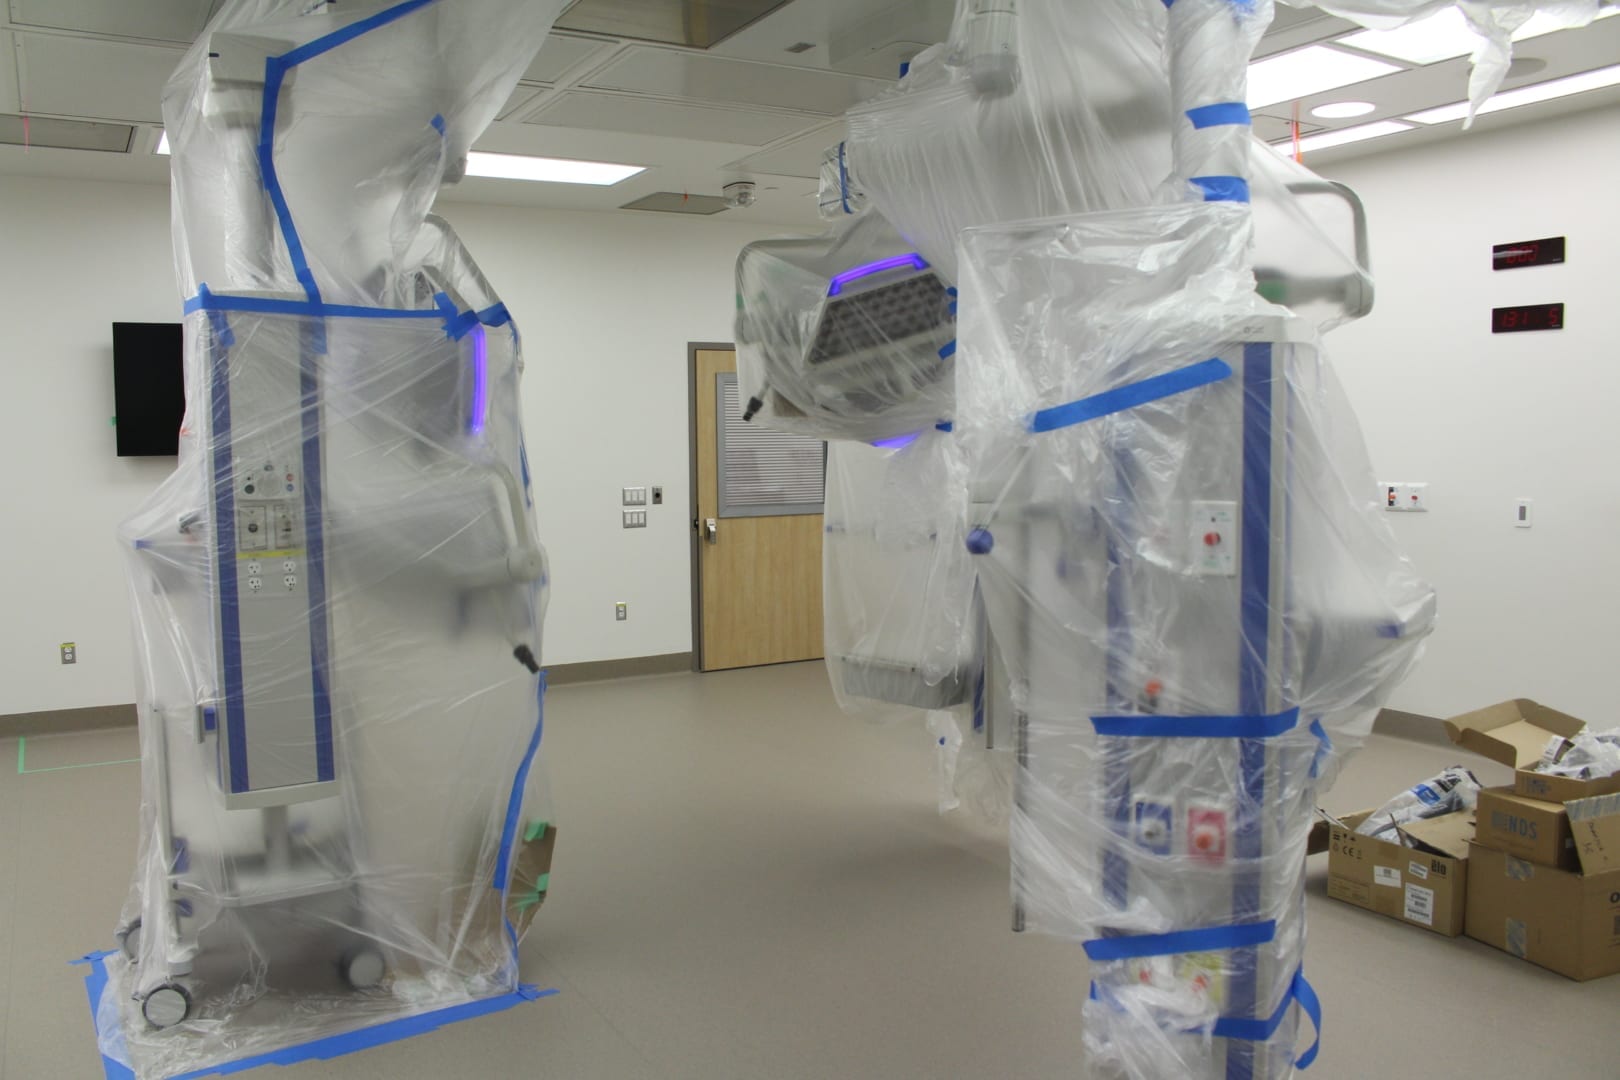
1203 532 1222 547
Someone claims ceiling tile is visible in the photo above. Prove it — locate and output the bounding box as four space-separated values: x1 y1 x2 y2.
8 0 213 43
15 33 182 125
0 112 133 151
524 33 614 84
499 82 548 120
557 0 792 48
726 120 842 180
523 90 812 146
580 47 888 116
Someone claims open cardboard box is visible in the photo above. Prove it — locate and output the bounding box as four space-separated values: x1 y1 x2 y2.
1466 792 1620 981
1312 809 1472 936
1443 698 1620 801
1475 786 1579 871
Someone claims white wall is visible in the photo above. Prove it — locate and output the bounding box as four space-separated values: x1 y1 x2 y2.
0 175 793 714
1321 104 1620 721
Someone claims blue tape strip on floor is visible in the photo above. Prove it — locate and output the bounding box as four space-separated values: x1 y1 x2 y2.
75 950 556 1080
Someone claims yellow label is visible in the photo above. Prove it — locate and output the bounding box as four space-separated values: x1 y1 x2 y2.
237 550 304 560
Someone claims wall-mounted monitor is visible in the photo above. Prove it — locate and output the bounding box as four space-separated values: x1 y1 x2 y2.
113 322 184 457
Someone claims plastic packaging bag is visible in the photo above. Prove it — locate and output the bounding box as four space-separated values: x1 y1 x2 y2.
1353 767 1481 841
107 2 565 1075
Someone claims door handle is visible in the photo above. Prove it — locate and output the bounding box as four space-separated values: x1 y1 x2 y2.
704 518 718 544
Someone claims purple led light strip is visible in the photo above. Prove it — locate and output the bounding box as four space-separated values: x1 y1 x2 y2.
827 253 929 296
468 325 489 436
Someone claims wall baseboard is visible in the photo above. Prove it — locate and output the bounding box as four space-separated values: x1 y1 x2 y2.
1372 708 1449 747
0 703 137 739
545 652 695 686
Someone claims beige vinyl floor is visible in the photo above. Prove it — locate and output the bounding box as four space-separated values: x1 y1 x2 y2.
3 661 1617 1079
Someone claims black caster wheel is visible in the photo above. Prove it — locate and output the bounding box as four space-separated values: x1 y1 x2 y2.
141 983 192 1028
341 948 386 990
116 920 142 962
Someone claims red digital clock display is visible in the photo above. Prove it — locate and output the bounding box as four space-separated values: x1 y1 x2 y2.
1492 303 1564 333
1493 236 1565 270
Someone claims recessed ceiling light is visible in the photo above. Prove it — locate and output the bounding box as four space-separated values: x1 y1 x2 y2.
1339 6 1618 66
1272 119 1415 154
1403 62 1620 124
1310 100 1377 119
463 151 644 185
155 136 643 187
1247 46 1401 109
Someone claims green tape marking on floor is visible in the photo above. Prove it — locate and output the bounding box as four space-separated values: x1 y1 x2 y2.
16 737 140 775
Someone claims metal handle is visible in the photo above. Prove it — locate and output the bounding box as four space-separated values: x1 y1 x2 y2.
704 518 718 544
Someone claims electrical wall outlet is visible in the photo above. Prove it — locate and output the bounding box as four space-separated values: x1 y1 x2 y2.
651 485 663 505
622 510 647 529
60 642 77 665
1515 498 1534 528
615 602 628 622
1381 482 1430 512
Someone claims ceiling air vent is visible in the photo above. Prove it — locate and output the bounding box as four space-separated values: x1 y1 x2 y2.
0 114 135 152
621 192 732 215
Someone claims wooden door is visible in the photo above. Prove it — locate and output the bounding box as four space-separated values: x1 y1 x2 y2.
694 348 824 671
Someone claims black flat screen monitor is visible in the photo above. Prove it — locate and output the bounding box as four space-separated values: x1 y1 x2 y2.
113 322 184 457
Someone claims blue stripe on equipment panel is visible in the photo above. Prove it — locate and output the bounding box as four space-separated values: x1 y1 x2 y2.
300 321 335 784
209 318 250 795
494 675 547 890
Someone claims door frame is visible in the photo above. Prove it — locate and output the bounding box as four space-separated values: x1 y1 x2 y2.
686 341 735 672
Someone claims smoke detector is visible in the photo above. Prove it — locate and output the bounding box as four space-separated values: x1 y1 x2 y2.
723 181 758 209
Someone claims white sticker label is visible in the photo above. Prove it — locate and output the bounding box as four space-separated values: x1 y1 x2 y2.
1374 865 1401 887
1408 860 1430 881
1405 883 1435 927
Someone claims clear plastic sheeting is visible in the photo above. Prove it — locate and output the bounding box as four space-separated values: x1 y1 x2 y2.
736 210 958 445
108 1 564 1076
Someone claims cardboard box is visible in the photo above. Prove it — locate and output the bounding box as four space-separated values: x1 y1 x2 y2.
1474 787 1579 870
1317 809 1471 936
1442 698 1620 800
1464 792 1620 981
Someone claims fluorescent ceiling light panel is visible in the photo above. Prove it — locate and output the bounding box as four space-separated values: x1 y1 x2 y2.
1404 62 1620 123
155 131 169 154
1274 119 1414 153
1311 100 1377 118
1247 46 1401 109
1340 6 1618 65
464 151 643 185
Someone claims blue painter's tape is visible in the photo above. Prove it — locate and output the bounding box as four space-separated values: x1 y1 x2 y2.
934 421 954 433
938 340 957 360
1187 102 1251 129
1089 707 1300 739
1309 717 1332 779
475 302 511 328
1087 967 1318 1061
1192 175 1251 203
1084 920 1277 962
430 113 446 135
494 674 546 891
838 142 851 215
76 949 555 1080
1293 971 1323 1068
277 0 437 68
185 292 444 322
1029 357 1231 434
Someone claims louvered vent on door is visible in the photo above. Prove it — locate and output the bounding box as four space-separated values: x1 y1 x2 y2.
717 373 825 518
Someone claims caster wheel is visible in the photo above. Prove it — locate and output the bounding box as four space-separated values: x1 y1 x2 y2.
117 920 143 962
342 948 386 990
142 984 192 1028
